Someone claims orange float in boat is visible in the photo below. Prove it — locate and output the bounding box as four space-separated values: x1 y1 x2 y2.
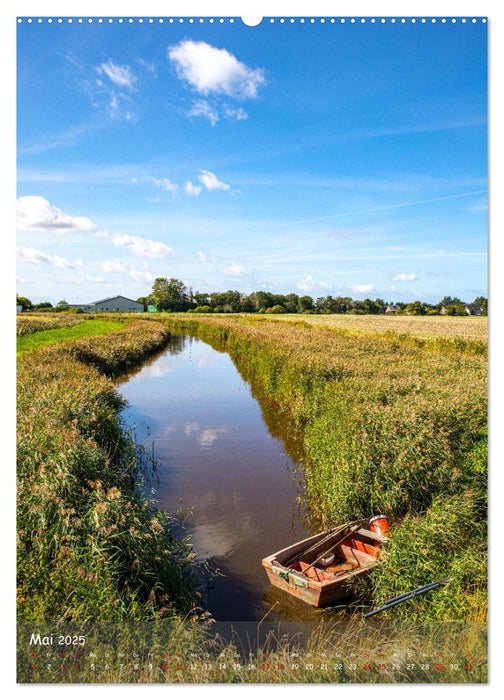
368 514 391 538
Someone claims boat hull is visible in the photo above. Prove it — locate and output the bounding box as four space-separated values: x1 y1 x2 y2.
261 525 387 608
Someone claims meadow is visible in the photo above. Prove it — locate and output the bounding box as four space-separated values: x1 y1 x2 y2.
17 319 205 622
16 311 487 678
155 313 487 622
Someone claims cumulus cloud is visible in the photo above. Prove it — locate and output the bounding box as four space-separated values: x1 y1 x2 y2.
112 233 174 258
297 274 331 293
350 284 375 294
17 196 98 234
96 58 137 91
199 169 230 191
392 272 417 282
185 181 202 196
17 246 82 269
147 176 178 193
220 263 251 277
168 40 266 100
187 99 220 126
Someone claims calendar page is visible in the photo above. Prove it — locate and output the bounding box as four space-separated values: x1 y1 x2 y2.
15 4 488 685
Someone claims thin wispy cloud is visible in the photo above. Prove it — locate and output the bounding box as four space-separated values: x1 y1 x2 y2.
101 258 154 284
185 181 202 196
187 99 220 126
96 58 137 91
147 176 178 194
199 169 230 191
297 274 331 293
198 252 216 263
112 233 174 258
392 272 417 282
350 284 375 295
17 246 83 269
220 263 252 277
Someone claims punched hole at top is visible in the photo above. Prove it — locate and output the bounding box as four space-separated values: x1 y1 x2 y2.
241 17 263 27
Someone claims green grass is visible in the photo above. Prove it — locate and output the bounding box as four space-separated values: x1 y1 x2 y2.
17 321 205 622
149 313 487 622
17 319 125 353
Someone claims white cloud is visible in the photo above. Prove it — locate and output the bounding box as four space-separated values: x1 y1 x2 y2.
187 99 220 126
112 233 174 258
168 40 266 100
128 265 155 284
96 58 137 91
16 196 98 234
199 169 230 191
185 181 202 196
392 272 417 282
199 427 228 447
220 263 251 277
101 258 129 273
350 284 375 294
223 106 248 121
147 176 178 193
86 275 106 283
198 251 216 263
297 274 331 293
17 246 80 269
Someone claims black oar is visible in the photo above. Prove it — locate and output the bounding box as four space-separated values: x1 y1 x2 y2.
363 577 452 619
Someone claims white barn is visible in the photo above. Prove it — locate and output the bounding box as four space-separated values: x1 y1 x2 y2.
70 295 144 312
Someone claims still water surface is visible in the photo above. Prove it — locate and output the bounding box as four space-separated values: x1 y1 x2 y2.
117 334 314 621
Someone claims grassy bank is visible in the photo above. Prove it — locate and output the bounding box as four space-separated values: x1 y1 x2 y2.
151 314 487 622
17 320 204 622
17 318 125 353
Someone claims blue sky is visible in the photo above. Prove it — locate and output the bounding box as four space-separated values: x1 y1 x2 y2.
16 16 488 305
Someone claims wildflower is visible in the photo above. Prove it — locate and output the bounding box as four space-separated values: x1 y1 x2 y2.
150 517 163 532
106 487 121 501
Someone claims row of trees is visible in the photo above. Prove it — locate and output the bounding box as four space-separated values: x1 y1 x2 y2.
16 285 488 316
135 279 488 316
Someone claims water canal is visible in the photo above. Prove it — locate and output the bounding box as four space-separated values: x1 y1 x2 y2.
117 333 318 622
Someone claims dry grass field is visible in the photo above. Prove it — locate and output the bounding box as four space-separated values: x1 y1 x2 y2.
275 314 488 342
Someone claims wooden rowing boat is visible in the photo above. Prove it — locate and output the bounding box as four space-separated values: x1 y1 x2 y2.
261 520 389 608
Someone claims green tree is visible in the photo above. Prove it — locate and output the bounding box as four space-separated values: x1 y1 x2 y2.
404 300 428 315
473 296 488 315
34 301 53 309
266 304 286 314
151 278 189 311
298 295 314 313
16 295 32 310
136 296 151 311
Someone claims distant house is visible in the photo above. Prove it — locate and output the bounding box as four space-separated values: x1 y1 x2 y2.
440 303 483 316
16 305 23 313
69 295 143 312
385 305 397 315
465 304 483 316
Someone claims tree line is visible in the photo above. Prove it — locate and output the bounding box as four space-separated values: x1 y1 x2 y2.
16 283 487 316
135 278 488 316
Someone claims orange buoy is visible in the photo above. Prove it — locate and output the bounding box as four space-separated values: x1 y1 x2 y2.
368 514 391 538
